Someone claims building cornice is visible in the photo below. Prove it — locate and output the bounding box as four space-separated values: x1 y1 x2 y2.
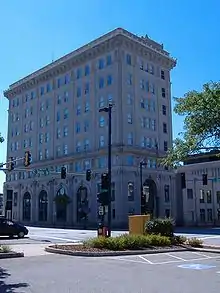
4 28 177 99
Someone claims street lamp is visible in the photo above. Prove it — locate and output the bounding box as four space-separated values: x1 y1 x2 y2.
99 103 113 237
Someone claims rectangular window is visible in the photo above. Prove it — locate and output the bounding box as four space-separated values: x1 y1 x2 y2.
85 65 90 76
127 73 132 85
107 75 112 86
76 123 80 133
200 208 205 222
216 191 220 204
187 189 193 199
128 181 134 201
98 59 104 70
165 209 170 218
207 190 212 203
99 77 104 89
207 208 213 222
164 141 168 151
127 114 132 124
163 123 167 133
162 88 166 98
126 54 131 65
162 105 167 115
77 87 81 98
127 133 133 145
200 190 205 203
84 83 89 94
76 68 81 79
161 70 165 80
106 55 112 66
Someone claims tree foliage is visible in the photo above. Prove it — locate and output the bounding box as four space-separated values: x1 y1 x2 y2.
162 81 220 167
0 133 4 144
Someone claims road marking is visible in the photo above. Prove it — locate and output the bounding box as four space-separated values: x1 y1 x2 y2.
117 258 148 264
166 253 187 261
178 264 216 270
138 255 153 264
191 251 213 259
149 256 219 265
29 234 81 242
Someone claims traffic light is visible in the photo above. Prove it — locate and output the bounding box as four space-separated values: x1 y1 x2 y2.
101 173 109 190
8 157 15 172
61 167 66 179
181 172 186 189
97 191 109 205
202 174 208 185
86 169 92 181
24 151 32 167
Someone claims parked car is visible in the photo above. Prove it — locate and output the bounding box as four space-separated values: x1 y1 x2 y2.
0 217 29 238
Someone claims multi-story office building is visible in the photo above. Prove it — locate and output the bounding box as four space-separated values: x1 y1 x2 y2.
3 28 176 228
176 151 220 226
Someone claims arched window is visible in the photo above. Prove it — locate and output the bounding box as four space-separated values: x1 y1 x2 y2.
23 192 31 221
56 187 67 222
38 190 48 221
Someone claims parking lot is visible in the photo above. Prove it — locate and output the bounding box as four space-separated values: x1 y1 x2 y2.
105 250 220 268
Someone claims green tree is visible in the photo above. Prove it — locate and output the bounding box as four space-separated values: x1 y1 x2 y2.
162 81 220 167
0 133 4 143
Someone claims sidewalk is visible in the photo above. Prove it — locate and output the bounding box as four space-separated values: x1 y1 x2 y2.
9 243 50 257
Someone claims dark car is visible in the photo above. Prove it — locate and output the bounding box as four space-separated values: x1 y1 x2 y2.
0 217 28 238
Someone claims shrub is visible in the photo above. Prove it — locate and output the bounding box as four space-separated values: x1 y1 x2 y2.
0 245 11 253
171 235 187 245
145 218 174 237
83 234 171 251
187 237 203 247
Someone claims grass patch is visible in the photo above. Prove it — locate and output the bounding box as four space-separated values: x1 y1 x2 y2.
0 245 12 253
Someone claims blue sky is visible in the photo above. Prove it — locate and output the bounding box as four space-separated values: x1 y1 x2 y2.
0 0 219 192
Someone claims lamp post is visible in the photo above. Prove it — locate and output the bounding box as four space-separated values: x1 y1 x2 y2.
99 103 113 237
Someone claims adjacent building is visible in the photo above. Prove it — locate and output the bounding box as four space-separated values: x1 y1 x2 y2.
3 28 177 228
0 193 3 215
176 151 220 226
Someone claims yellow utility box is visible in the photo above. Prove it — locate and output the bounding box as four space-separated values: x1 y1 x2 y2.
128 215 151 235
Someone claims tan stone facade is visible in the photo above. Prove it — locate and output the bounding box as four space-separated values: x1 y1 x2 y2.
176 160 220 226
3 28 176 228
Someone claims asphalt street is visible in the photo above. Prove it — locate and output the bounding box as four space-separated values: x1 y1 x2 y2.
1 251 220 293
1 226 220 247
1 226 220 246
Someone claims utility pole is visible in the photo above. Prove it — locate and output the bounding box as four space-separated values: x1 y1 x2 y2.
99 103 113 237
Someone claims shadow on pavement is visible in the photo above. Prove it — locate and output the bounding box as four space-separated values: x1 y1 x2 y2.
0 267 29 293
175 227 220 235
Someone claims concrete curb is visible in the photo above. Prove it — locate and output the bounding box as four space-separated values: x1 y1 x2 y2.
45 245 193 257
192 245 220 254
0 252 24 259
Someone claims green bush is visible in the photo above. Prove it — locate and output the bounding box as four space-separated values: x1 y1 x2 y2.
145 218 174 237
83 234 171 251
0 245 11 253
187 237 203 247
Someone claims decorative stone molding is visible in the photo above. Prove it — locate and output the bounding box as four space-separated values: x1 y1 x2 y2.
4 28 176 99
